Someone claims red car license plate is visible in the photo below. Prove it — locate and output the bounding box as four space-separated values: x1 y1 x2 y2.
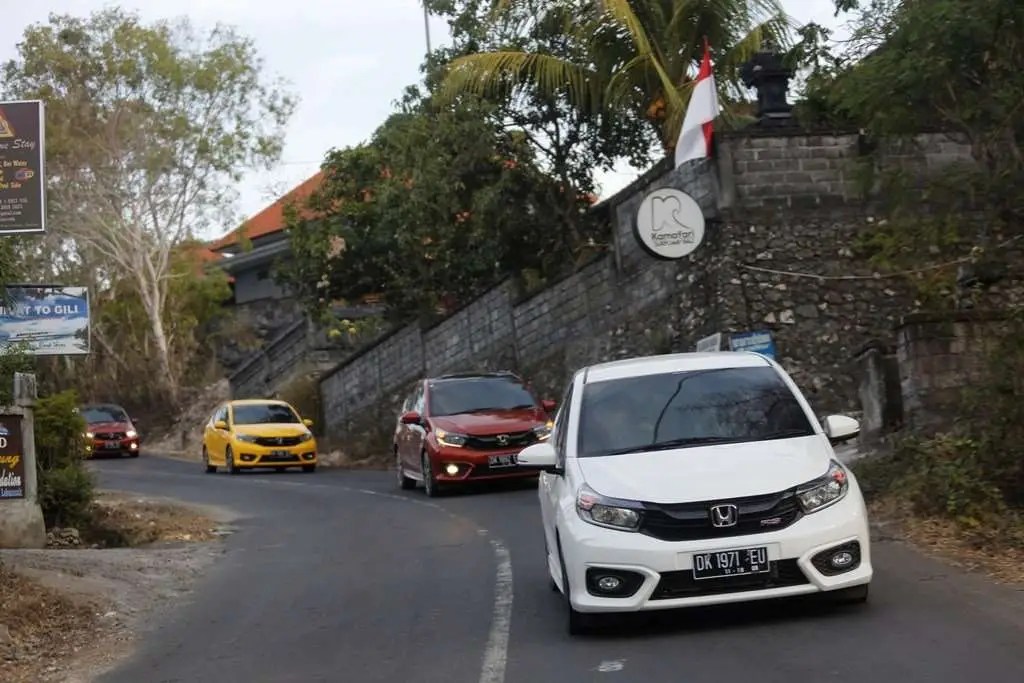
104 440 120 449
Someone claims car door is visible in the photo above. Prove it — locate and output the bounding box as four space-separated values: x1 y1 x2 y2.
211 405 230 461
541 377 575 559
396 386 418 469
408 383 428 474
204 405 220 454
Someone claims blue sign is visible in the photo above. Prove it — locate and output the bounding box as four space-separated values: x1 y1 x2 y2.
0 285 90 355
729 330 776 359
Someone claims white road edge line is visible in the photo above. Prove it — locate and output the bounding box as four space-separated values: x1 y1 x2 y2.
480 538 513 683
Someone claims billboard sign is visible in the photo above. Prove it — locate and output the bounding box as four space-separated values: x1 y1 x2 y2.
0 100 46 234
729 330 777 359
0 415 25 499
0 285 90 355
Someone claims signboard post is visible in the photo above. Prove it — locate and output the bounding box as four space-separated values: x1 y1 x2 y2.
0 100 46 234
729 330 777 359
0 285 90 355
0 374 45 547
634 187 706 260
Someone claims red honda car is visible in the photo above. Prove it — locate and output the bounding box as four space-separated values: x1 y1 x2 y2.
80 403 141 458
393 372 556 496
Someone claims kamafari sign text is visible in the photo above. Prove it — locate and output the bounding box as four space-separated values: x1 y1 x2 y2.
0 100 46 234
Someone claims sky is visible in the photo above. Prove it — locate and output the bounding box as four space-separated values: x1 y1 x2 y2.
2 0 850 241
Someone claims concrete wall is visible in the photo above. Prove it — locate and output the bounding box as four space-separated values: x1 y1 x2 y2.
232 267 289 305
316 130 988 460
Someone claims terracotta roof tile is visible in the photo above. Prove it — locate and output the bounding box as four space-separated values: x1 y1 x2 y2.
209 171 324 251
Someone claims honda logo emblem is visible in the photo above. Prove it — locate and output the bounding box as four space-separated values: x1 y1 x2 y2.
709 504 738 528
496 434 510 446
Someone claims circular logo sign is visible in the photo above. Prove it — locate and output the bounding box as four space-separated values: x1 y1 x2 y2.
634 187 705 260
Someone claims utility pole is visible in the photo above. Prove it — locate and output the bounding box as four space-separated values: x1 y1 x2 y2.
423 2 432 55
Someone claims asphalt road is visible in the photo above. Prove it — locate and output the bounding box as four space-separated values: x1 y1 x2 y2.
89 455 1024 683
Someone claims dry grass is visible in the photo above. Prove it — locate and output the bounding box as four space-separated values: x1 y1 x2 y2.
82 492 219 546
0 564 99 683
871 496 1024 586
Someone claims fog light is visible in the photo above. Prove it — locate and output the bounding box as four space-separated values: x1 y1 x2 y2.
302 453 315 461
830 551 854 569
596 575 622 592
444 463 459 476
129 442 138 450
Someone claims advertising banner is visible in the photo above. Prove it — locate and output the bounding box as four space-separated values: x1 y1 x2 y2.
0 100 46 234
0 285 90 356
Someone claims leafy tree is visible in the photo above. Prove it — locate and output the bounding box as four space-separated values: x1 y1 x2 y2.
2 8 295 401
433 0 791 155
281 92 596 322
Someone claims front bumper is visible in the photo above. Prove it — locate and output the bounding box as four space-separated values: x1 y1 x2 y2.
233 441 317 467
87 439 140 456
560 483 872 613
429 444 542 483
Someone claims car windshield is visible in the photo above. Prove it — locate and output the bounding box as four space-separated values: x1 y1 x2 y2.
428 377 537 417
232 403 300 425
577 366 815 457
81 406 128 423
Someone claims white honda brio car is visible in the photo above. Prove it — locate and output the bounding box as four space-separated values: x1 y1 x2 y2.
517 351 872 635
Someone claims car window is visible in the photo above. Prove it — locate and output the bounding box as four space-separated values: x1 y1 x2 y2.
214 406 227 424
427 376 537 417
231 403 300 425
80 405 128 423
412 383 425 414
577 366 814 458
553 380 574 467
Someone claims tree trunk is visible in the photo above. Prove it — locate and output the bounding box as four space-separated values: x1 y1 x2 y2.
136 276 179 403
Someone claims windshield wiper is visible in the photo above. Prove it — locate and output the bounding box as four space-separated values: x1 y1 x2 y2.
600 436 741 456
760 428 813 440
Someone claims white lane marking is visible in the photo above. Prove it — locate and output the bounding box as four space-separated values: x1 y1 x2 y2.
480 538 513 683
596 660 625 672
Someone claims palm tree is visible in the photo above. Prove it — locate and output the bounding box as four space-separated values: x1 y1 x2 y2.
438 0 792 152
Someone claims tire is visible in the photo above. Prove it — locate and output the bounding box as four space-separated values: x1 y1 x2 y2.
421 451 440 497
397 449 416 490
557 534 595 636
203 447 216 473
830 583 870 604
302 464 316 473
129 450 140 458
225 446 238 475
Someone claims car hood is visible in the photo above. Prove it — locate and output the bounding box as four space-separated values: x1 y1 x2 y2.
87 421 133 432
430 409 547 435
577 435 833 503
234 424 311 437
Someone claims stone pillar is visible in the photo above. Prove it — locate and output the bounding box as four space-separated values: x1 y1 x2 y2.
852 340 903 446
0 373 47 548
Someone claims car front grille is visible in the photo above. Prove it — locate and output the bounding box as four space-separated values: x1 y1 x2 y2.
638 489 803 542
650 560 809 600
462 430 537 450
253 436 303 447
258 453 300 463
94 432 126 440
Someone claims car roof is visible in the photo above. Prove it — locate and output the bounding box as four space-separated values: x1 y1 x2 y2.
80 403 126 410
429 371 519 383
583 351 772 384
228 399 290 406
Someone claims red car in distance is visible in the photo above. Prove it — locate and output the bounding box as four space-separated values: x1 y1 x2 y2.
80 403 141 458
394 372 557 496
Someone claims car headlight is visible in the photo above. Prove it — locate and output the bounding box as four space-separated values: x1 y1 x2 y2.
435 429 467 448
235 433 259 443
532 421 553 441
576 485 642 531
298 432 314 443
796 460 849 513
126 430 137 439
84 432 94 439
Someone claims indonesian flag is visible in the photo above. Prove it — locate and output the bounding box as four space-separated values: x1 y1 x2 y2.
674 40 721 167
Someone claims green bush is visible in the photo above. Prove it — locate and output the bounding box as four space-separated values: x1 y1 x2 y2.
857 311 1024 547
33 389 94 528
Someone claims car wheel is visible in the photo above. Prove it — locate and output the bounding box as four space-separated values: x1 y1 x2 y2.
302 464 316 473
225 446 238 475
557 534 595 636
397 449 416 490
203 447 216 473
830 583 869 604
129 450 140 458
421 451 440 497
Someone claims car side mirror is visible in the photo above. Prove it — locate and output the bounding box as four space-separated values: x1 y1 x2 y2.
130 417 140 426
400 411 422 426
822 415 860 445
303 418 314 428
517 442 561 474
214 420 228 430
541 399 557 413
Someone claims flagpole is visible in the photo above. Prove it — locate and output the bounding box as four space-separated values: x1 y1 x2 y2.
423 2 432 56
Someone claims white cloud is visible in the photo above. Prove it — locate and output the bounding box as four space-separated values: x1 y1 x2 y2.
2 0 848 237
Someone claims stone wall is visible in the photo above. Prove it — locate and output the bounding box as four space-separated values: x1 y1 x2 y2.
317 129 993 461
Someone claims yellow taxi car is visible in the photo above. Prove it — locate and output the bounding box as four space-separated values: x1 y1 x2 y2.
202 399 318 474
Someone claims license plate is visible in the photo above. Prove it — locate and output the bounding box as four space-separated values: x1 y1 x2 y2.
104 441 120 449
488 453 517 468
692 546 769 580
270 450 290 457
